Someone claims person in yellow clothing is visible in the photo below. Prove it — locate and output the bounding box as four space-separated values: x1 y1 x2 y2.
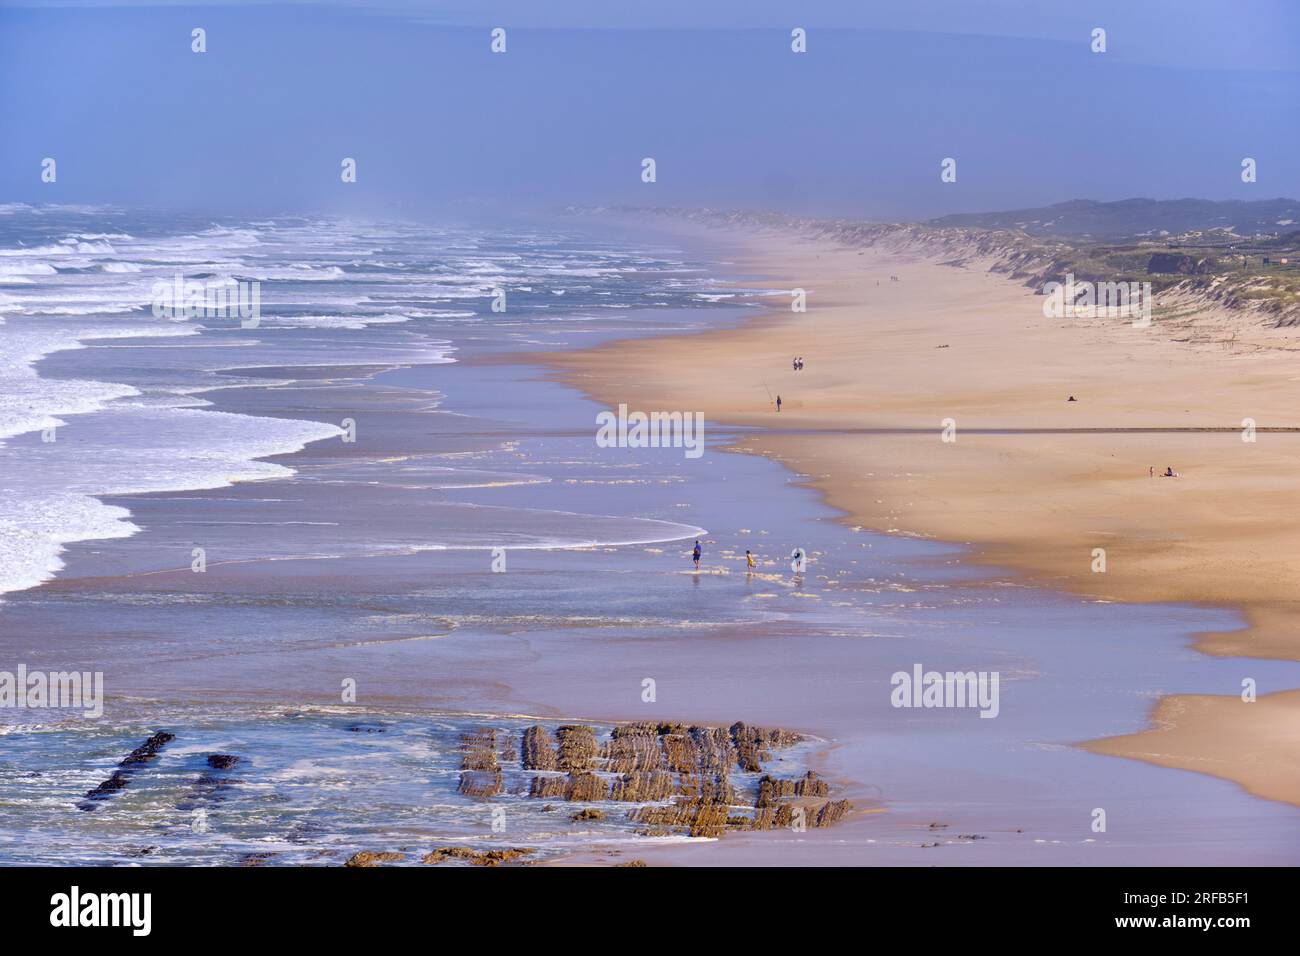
745 550 756 571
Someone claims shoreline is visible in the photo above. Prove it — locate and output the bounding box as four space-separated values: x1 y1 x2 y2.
545 215 1300 809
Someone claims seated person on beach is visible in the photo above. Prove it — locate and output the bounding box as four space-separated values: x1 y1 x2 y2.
1164 466 1178 477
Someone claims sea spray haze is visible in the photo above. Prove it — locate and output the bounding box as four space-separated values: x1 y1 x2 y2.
1 3 1296 217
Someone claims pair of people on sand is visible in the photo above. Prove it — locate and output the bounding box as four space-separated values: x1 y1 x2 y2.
1149 465 1179 478
792 356 804 371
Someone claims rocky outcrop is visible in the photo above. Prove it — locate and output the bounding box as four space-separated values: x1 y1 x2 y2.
731 722 802 772
516 720 851 843
421 846 535 867
527 771 603 801
814 800 853 827
796 770 830 798
750 805 796 830
601 727 663 772
528 775 567 799
754 769 830 808
471 848 534 867
750 792 851 831
458 772 503 797
607 770 676 802
566 772 605 802
661 726 732 774
632 798 731 838
82 771 130 803
521 725 557 771
345 850 405 867
458 728 503 797
756 775 797 807
122 731 176 766
80 731 176 809
556 725 599 771
676 773 735 806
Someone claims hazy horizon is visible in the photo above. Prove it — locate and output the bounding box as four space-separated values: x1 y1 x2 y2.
2 1 1297 220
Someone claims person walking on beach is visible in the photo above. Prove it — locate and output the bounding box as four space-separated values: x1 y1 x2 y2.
746 549 756 571
775 395 782 412
793 357 798 372
692 540 702 570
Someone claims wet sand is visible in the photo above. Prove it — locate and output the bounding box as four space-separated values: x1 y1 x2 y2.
550 219 1300 810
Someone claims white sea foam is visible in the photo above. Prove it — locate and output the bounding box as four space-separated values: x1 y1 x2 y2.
254 313 413 329
233 264 347 281
0 405 344 598
0 322 175 441
0 261 57 277
0 209 727 604
0 220 355 598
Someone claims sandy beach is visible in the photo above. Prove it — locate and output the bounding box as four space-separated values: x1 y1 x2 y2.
552 217 1300 809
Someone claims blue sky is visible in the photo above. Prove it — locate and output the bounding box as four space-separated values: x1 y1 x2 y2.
1 1 1295 219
